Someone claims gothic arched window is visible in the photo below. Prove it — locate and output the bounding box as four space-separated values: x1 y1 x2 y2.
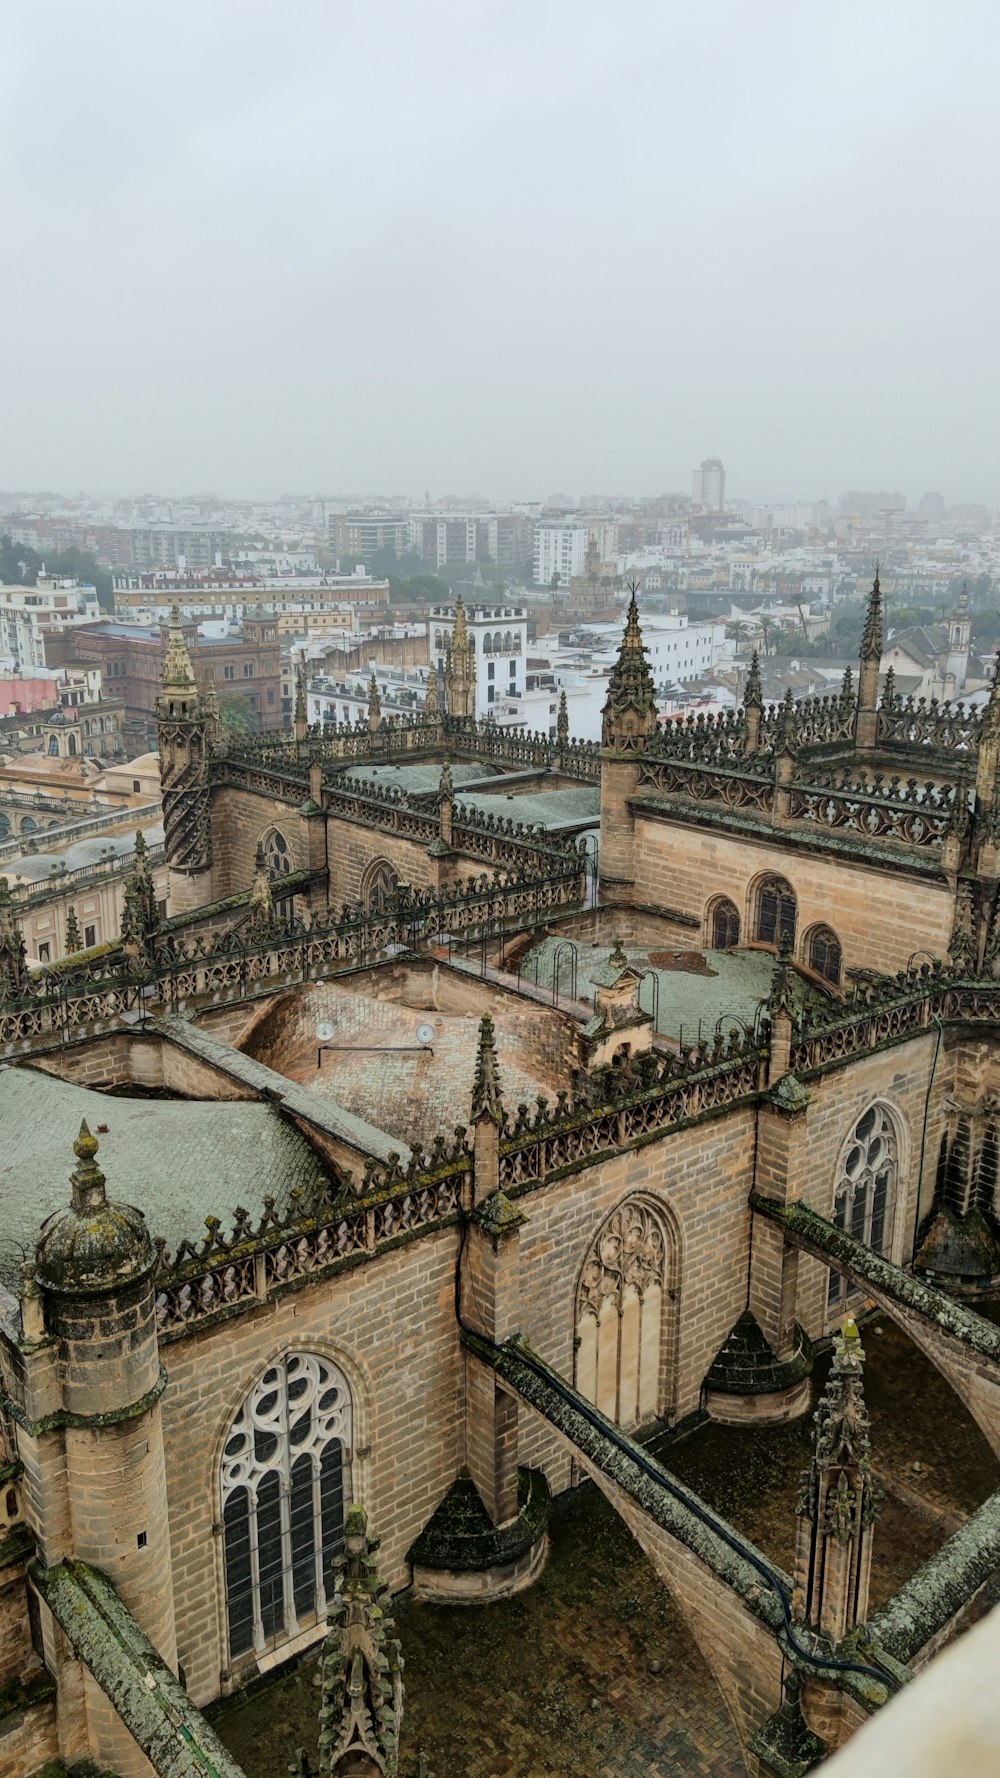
808 925 842 986
0 814 9 839
755 876 796 949
575 1199 670 1429
712 898 741 951
261 829 291 877
221 1352 351 1661
828 1105 898 1308
362 859 399 912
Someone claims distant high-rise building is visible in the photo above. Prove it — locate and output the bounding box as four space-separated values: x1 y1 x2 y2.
918 492 946 523
692 457 726 510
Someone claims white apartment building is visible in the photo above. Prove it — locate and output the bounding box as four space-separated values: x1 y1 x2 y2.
430 604 528 720
532 520 618 587
0 579 102 670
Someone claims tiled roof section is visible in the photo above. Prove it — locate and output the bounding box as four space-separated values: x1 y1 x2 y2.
457 785 599 830
0 1064 334 1286
887 625 950 669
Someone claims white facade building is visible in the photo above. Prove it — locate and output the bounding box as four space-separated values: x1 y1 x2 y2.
532 524 588 587
430 604 528 721
0 579 101 671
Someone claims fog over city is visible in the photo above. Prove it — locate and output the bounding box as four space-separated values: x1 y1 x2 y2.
2 0 998 500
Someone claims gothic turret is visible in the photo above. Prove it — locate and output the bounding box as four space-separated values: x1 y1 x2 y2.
31 1123 177 1766
445 595 476 720
601 591 658 750
294 660 308 745
946 583 972 695
557 688 569 747
155 606 212 914
471 1011 504 1201
793 1317 878 1644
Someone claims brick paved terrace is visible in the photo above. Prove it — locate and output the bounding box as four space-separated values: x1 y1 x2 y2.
212 1313 999 1778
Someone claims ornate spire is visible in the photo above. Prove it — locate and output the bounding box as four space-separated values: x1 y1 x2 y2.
65 904 82 954
0 876 28 999
368 673 382 734
743 649 763 709
444 595 476 720
120 828 159 964
859 566 884 664
881 663 895 707
557 688 569 745
424 661 440 715
601 586 658 749
470 1012 504 1126
840 663 854 703
247 842 275 935
793 1316 878 1643
314 1505 403 1777
294 663 307 727
775 685 797 756
70 1120 107 1216
161 604 199 696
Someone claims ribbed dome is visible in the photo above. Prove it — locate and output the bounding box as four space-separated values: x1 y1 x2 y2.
35 1121 154 1296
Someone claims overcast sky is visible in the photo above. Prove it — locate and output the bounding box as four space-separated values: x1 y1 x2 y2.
2 1 998 504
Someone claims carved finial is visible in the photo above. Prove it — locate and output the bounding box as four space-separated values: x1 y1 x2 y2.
743 649 763 709
247 842 275 934
840 663 854 702
424 661 440 715
438 762 453 804
0 875 28 999
294 663 307 725
368 673 382 732
860 564 884 664
70 1119 107 1214
881 663 896 708
793 1311 878 1641
65 904 82 954
314 1505 403 1776
557 688 569 744
470 1012 505 1126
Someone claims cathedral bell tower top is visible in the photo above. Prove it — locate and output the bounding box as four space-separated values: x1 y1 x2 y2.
159 605 201 717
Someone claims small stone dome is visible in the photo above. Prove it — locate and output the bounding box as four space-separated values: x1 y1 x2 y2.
34 1121 155 1296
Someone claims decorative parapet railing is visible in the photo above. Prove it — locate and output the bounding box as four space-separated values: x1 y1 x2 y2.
151 1028 766 1337
8 841 167 905
788 966 1000 1073
216 714 603 782
0 798 162 865
212 751 587 866
648 708 751 764
636 748 967 852
787 770 965 849
636 755 774 817
0 858 588 1049
877 695 984 753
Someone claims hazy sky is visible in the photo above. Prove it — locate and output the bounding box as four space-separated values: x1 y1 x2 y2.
3 1 998 503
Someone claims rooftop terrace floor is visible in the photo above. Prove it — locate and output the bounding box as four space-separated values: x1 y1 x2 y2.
214 1313 998 1778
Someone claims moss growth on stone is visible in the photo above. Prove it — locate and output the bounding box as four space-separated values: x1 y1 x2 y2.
408 1467 549 1571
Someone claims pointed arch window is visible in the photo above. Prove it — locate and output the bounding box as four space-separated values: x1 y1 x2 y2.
808 925 842 986
220 1353 352 1661
261 829 291 878
575 1200 670 1429
828 1105 897 1307
362 858 398 912
712 898 741 951
755 876 796 948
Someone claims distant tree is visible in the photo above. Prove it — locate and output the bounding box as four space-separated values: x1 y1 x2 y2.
0 534 39 584
0 535 113 609
216 690 251 735
758 616 777 655
726 619 749 647
549 571 561 593
387 574 451 603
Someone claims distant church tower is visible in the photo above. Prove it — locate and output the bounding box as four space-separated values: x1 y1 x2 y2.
445 594 476 720
155 606 213 914
945 585 972 696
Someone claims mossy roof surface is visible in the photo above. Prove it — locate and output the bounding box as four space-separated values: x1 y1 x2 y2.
520 937 787 1038
456 785 599 830
344 761 500 794
0 1065 331 1285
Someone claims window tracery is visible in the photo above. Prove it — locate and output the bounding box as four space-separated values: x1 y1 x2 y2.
220 1352 352 1660
828 1104 897 1307
575 1199 668 1428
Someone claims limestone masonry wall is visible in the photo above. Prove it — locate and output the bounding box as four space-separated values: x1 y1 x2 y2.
631 814 955 976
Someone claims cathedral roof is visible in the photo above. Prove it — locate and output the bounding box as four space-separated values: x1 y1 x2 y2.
0 1066 334 1288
